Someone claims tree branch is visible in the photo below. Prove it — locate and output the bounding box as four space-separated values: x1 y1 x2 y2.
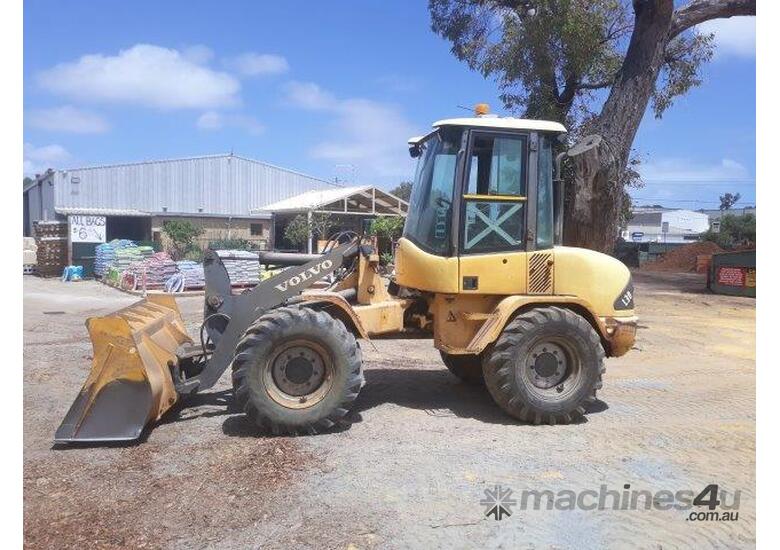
670 0 755 38
557 73 579 106
577 79 615 91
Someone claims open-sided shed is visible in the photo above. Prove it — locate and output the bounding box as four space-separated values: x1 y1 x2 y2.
254 186 408 252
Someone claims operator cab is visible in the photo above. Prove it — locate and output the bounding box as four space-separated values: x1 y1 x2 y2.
404 106 566 259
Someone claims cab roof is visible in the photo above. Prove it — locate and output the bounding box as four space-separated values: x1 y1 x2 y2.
432 116 567 134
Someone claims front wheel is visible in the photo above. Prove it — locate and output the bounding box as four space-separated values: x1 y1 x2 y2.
483 307 605 425
231 307 363 435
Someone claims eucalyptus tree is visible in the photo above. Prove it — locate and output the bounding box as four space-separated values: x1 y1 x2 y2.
430 0 755 251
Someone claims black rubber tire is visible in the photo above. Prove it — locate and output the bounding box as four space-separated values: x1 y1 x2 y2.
440 351 484 385
483 307 605 425
230 306 363 435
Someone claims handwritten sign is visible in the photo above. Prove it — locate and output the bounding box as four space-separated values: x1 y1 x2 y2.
70 215 106 243
716 266 745 287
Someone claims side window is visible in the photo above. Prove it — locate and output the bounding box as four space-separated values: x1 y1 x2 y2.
536 136 554 249
462 133 527 254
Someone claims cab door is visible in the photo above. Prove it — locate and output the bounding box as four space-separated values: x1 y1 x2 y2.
457 130 535 295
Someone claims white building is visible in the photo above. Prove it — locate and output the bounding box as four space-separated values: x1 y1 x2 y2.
622 208 710 243
698 206 756 232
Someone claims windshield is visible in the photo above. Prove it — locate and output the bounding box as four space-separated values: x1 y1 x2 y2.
403 127 463 255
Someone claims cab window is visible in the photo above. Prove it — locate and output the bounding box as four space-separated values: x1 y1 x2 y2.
403 127 464 255
462 133 528 254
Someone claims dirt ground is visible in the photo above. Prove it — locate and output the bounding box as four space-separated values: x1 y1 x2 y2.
23 271 755 549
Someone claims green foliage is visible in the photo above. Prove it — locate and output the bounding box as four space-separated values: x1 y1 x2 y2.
369 216 405 256
430 0 629 124
284 215 311 247
719 192 741 211
283 213 336 249
208 238 253 251
162 220 204 260
184 248 204 262
368 216 405 240
380 252 395 266
652 32 714 117
390 181 413 202
309 212 335 240
702 214 756 249
429 0 714 124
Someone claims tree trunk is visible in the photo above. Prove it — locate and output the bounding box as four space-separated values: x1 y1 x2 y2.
564 0 675 252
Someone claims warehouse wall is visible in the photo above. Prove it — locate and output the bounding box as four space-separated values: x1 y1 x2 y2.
52 155 339 217
23 173 58 235
151 216 271 251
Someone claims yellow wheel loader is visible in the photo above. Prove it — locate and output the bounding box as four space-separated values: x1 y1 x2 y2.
55 109 637 443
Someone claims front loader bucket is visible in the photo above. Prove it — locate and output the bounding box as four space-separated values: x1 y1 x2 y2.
55 295 192 444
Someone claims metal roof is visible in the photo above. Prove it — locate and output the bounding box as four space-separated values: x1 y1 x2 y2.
32 153 340 219
62 153 331 184
254 185 408 215
628 212 663 225
55 207 150 217
432 116 567 133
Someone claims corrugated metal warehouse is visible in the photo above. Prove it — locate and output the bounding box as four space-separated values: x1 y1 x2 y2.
24 153 339 247
23 153 407 274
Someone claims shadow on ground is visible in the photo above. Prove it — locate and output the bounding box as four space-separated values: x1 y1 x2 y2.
219 367 609 437
355 368 608 423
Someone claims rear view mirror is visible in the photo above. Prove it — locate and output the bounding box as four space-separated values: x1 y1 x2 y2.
409 144 422 158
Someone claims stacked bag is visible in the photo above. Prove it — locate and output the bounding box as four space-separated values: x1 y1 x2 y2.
176 260 206 289
113 246 145 273
216 250 260 285
94 239 135 277
127 252 178 287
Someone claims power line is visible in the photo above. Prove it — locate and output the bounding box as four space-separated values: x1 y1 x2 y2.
639 179 755 185
630 198 756 206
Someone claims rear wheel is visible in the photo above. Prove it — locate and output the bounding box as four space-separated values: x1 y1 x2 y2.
483 307 604 425
439 351 484 385
231 307 363 435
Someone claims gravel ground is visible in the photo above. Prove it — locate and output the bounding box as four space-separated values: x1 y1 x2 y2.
23 271 755 549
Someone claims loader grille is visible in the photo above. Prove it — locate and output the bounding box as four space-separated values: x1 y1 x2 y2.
528 252 554 294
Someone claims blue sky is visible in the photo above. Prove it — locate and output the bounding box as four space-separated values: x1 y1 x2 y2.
23 1 755 209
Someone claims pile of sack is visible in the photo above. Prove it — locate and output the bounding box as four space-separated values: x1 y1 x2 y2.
94 240 135 276
216 250 260 285
176 260 206 289
126 252 178 287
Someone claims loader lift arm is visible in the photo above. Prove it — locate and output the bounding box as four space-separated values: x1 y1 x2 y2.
175 241 360 395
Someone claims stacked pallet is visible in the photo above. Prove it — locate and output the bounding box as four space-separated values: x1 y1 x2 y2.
216 250 260 285
33 221 68 277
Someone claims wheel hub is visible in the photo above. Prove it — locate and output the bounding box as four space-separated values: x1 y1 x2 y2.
527 342 567 389
271 345 326 397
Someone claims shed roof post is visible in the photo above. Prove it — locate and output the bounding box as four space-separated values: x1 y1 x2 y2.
307 210 313 254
